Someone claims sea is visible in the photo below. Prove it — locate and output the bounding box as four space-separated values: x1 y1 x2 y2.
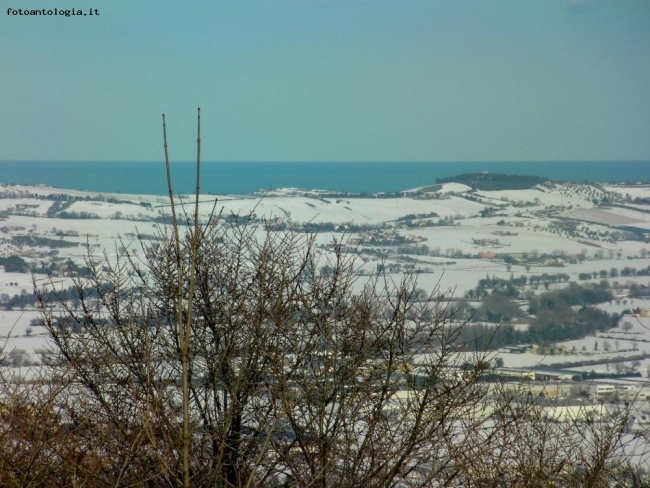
0 160 649 196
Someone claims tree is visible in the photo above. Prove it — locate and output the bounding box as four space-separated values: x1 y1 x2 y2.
480 292 523 324
32 213 502 486
0 255 29 273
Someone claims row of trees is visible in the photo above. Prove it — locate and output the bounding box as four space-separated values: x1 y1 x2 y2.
578 265 650 281
465 272 573 302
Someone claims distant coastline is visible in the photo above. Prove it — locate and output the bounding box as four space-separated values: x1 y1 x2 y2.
1 160 649 196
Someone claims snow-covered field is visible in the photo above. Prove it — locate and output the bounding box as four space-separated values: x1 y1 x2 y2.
2 180 650 370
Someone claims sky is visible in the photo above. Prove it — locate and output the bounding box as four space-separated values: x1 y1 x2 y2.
1 0 649 162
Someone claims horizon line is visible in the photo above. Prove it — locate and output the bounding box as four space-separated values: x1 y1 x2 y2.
1 159 649 164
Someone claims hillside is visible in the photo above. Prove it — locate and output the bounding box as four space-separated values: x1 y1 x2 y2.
436 173 548 191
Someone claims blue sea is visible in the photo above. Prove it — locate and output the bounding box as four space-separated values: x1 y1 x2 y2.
0 160 648 196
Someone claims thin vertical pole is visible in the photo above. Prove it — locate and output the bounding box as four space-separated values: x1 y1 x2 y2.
182 107 202 488
162 114 190 488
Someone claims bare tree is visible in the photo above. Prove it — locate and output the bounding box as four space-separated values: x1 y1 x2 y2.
459 387 643 487
34 208 498 486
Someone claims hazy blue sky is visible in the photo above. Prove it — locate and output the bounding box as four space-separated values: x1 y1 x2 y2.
1 0 649 162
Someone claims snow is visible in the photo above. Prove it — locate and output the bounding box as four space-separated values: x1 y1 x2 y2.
561 207 643 227
438 183 472 193
0 310 42 338
603 185 650 200
2 181 650 369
